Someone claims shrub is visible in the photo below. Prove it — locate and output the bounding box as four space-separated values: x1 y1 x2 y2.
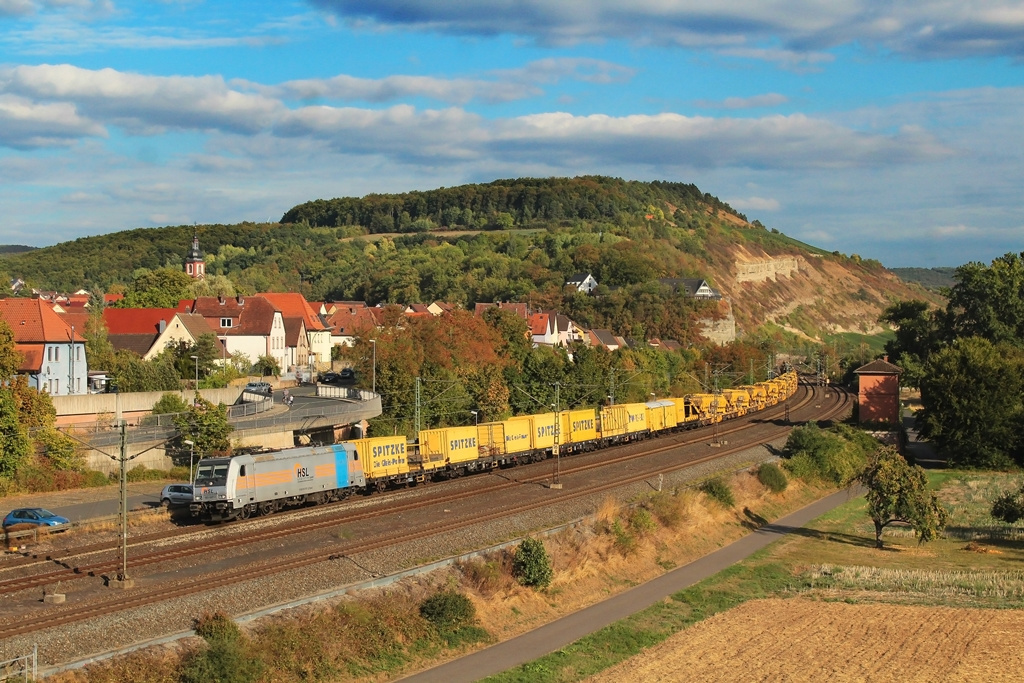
126 465 166 482
611 520 637 555
648 491 684 528
783 423 875 486
419 591 476 630
82 470 112 488
757 462 789 493
168 465 192 481
181 612 263 683
512 537 553 588
629 507 657 535
700 477 735 508
151 393 190 415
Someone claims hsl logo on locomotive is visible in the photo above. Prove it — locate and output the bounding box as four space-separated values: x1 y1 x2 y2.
294 464 314 481
450 437 477 450
572 418 594 431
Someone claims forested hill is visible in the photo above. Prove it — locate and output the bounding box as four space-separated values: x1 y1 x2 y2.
0 176 938 343
281 176 748 232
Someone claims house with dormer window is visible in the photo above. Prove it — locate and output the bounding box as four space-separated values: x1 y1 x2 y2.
0 298 88 395
179 295 287 372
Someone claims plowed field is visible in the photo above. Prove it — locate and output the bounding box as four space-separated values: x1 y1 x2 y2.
587 598 1024 682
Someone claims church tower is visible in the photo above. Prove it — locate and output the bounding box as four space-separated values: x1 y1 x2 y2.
185 233 205 279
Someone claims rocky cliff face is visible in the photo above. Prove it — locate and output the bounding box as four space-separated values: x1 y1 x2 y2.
705 243 938 340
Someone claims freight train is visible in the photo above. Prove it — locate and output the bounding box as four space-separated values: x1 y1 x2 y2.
190 371 798 521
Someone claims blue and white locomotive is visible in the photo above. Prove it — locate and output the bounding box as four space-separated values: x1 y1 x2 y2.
190 443 365 521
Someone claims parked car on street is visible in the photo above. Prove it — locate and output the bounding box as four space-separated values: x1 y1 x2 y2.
339 368 355 382
160 484 194 507
2 508 70 529
319 371 343 385
244 381 273 396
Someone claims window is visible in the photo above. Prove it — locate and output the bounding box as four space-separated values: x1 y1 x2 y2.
239 465 246 476
220 318 233 328
54 346 59 362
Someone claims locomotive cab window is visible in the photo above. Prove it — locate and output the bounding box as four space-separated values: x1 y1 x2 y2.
239 465 246 476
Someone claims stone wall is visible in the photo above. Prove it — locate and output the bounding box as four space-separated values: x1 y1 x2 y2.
735 257 800 283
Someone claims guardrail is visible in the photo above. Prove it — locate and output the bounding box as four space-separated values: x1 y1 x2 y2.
0 645 36 681
315 385 377 401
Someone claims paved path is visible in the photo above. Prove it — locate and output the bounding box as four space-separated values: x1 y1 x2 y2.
401 487 862 683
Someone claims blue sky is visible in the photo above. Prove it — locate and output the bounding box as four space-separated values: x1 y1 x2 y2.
2 1 1023 267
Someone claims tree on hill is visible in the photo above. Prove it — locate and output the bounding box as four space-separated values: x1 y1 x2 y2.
858 447 948 549
119 267 195 308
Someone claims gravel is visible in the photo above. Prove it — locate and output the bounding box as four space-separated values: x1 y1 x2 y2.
0 435 791 674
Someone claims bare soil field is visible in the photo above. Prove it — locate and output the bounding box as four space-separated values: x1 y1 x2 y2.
587 597 1024 682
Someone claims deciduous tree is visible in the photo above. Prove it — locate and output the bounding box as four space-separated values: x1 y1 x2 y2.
858 447 948 549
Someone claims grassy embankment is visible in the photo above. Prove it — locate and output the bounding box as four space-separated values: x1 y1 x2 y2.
487 470 1024 683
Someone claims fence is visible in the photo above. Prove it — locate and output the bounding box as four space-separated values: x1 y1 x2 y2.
0 645 36 681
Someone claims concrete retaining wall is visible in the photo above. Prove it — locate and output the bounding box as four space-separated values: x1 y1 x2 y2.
53 388 243 426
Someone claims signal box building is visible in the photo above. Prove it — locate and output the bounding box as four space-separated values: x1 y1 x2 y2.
854 357 902 425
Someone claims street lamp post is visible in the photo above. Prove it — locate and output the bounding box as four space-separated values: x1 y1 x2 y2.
369 339 377 395
183 439 195 483
470 410 478 426
190 354 199 391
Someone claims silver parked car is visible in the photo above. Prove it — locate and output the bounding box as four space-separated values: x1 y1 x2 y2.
160 484 194 507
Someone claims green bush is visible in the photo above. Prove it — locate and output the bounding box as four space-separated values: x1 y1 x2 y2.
611 520 637 555
783 423 875 486
512 537 553 588
699 477 735 508
757 462 788 493
181 612 263 683
419 590 476 630
126 465 166 482
629 507 657 535
168 465 192 481
151 393 189 415
82 470 112 488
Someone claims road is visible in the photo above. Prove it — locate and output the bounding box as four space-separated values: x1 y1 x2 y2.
400 486 863 683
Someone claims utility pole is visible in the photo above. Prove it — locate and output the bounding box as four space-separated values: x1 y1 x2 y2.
550 382 562 489
414 376 421 436
608 369 615 406
116 420 132 587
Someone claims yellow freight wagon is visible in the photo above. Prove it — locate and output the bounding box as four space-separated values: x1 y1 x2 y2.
507 413 558 450
418 425 480 468
671 396 699 425
645 399 678 432
740 384 766 411
562 408 598 447
624 403 649 435
599 404 629 438
721 389 749 417
687 394 722 423
476 422 506 459
501 417 533 455
757 381 779 406
351 436 410 481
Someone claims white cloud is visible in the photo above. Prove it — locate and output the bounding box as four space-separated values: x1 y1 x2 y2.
729 196 780 211
310 1 1024 60
259 57 633 105
0 64 284 136
0 93 104 148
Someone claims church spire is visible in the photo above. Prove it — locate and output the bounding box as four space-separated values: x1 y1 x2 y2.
185 230 205 279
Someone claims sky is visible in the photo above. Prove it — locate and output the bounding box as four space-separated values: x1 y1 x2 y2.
1 2 1023 267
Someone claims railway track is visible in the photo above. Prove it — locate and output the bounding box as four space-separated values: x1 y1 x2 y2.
0 383 848 641
0 382 819 595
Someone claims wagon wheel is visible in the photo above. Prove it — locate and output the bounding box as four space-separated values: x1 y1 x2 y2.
376 480 387 493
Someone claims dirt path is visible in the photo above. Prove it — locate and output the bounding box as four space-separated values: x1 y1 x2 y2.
587 598 1024 682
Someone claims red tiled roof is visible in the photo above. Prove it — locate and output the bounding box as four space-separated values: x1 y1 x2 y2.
529 312 550 336
475 302 528 320
326 305 378 336
103 308 180 335
0 298 74 343
257 293 328 331
181 296 280 336
14 344 42 372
